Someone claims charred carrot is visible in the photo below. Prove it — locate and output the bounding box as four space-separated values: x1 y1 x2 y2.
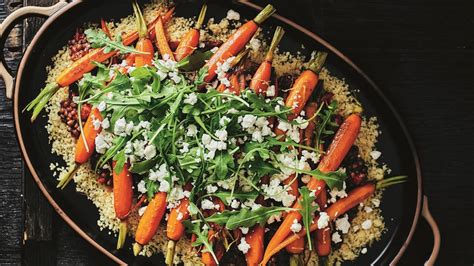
133 192 167 256
202 229 225 266
262 183 376 265
56 107 102 189
155 16 175 61
113 161 133 249
283 176 305 256
285 52 327 120
315 189 330 256
244 225 265 266
264 114 361 259
203 4 275 83
174 4 207 61
165 185 191 265
303 102 318 147
249 26 284 95
215 49 249 94
27 8 174 121
133 1 154 67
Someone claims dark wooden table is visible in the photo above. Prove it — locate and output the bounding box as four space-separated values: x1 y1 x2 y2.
0 0 472 265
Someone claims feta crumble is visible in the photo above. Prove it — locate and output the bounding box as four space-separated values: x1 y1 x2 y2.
237 237 251 254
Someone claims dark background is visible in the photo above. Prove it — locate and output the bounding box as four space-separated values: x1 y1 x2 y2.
0 0 472 265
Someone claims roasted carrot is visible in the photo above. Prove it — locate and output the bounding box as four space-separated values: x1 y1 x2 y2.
101 19 112 39
262 183 376 265
133 1 154 67
165 193 191 265
113 161 133 249
215 49 249 94
315 189 331 256
27 8 174 122
264 114 362 259
133 192 168 256
56 107 103 189
244 225 265 266
249 26 284 95
303 102 319 147
203 4 275 83
201 198 225 266
174 4 207 61
155 16 175 61
285 52 327 120
284 176 305 255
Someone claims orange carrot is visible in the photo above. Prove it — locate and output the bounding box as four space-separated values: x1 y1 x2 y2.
75 107 102 164
132 1 154 67
303 102 318 147
165 195 190 265
262 183 375 265
285 52 327 120
174 4 207 61
113 162 133 220
133 192 167 255
101 19 112 38
249 26 284 95
284 176 305 254
245 225 265 266
315 189 330 256
202 229 225 266
113 161 133 249
155 16 175 61
56 9 172 87
203 5 275 83
264 114 361 259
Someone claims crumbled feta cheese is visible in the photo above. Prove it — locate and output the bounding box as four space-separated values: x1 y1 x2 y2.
240 114 257 129
201 199 219 210
95 133 111 154
329 182 348 203
114 118 127 136
249 38 261 52
219 116 231 127
267 213 282 224
364 206 373 213
176 212 184 221
240 227 249 234
361 219 373 230
237 238 251 254
266 85 275 97
180 142 190 154
230 199 240 209
184 92 198 105
226 9 240 20
97 101 106 112
138 206 147 216
143 145 156 160
318 212 330 229
371 198 380 207
335 215 351 234
206 184 218 194
137 180 147 194
92 118 101 130
101 118 110 129
370 150 382 160
361 248 367 254
290 219 302 233
332 231 342 244
215 129 228 141
202 134 212 145
186 124 198 137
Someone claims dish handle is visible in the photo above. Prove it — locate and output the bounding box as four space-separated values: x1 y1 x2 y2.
422 195 440 266
0 0 68 99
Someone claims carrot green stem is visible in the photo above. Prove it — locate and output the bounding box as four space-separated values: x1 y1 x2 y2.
195 4 207 30
307 51 328 74
376 175 408 189
265 26 285 62
117 221 128 249
253 4 276 25
25 82 60 122
231 49 250 68
57 163 80 189
132 1 148 38
133 242 142 256
165 240 176 265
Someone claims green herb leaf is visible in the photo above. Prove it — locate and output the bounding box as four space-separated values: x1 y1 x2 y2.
84 28 147 55
209 191 259 205
184 220 218 263
214 152 235 179
177 50 213 71
130 157 159 174
206 206 292 230
298 187 319 250
113 150 126 174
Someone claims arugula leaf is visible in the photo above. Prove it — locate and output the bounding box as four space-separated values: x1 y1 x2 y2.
84 28 147 54
315 100 338 147
209 190 259 205
130 157 159 174
177 50 213 71
206 206 292 230
214 152 235 179
113 150 126 174
184 220 218 263
145 179 158 200
298 187 319 250
295 168 347 190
